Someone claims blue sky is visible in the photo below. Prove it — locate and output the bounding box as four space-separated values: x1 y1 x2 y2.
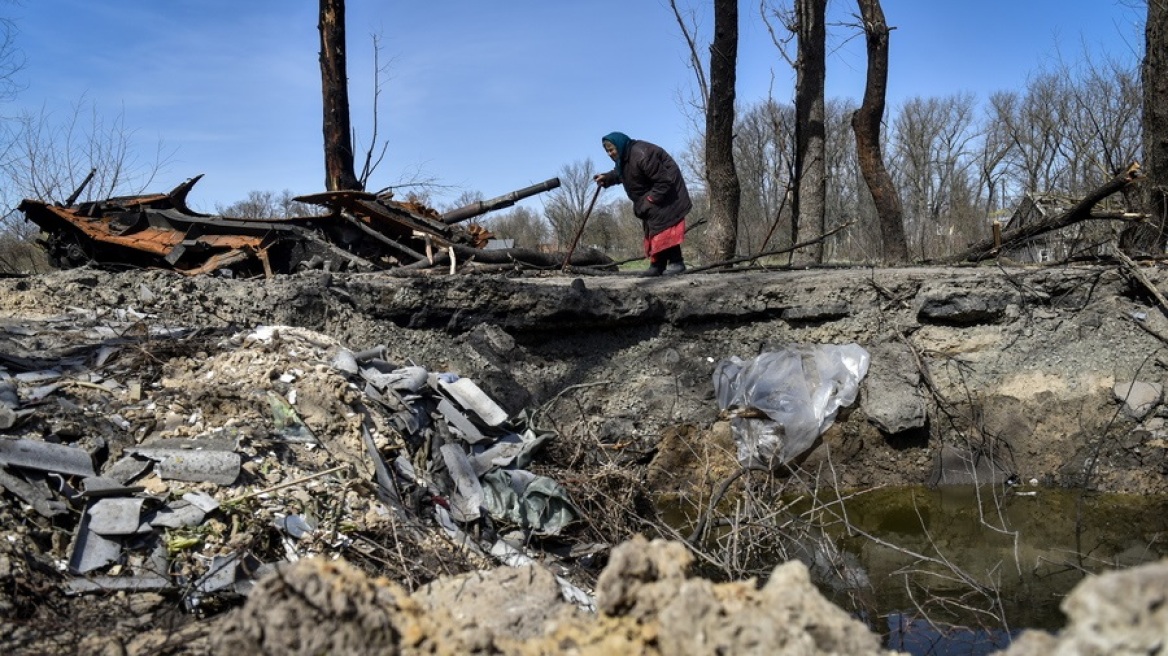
10 1 1144 214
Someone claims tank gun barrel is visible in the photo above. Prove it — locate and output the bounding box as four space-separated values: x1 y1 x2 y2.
440 177 561 224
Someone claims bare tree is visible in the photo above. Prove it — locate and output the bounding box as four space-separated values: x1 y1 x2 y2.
1 99 170 206
890 94 979 259
974 96 1015 220
484 205 550 250
704 0 742 261
545 160 600 250
819 98 874 261
793 0 827 262
1059 54 1142 188
0 9 22 104
734 99 794 255
216 190 315 219
851 0 908 262
991 77 1069 195
670 1 710 116
355 34 393 191
319 0 361 192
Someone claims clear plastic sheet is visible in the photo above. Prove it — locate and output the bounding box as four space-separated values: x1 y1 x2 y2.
714 344 870 467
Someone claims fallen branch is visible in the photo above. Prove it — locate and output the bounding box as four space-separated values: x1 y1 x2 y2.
224 464 351 506
944 163 1144 263
686 222 855 274
1112 246 1168 317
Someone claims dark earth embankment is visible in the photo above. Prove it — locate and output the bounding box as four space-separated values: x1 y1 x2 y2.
3 262 1168 654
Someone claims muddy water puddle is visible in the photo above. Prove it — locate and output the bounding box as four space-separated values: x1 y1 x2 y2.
666 485 1168 655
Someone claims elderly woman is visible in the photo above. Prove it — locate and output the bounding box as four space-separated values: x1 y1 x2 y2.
594 132 692 276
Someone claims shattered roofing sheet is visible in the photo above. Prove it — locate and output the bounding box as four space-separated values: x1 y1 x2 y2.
0 438 96 477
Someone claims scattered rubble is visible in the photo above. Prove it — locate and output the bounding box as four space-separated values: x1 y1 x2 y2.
0 310 595 646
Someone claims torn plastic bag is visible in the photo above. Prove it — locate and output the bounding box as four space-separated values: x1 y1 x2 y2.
714 344 870 467
481 469 580 536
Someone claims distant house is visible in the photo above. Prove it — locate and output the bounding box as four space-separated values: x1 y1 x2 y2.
999 191 1126 264
484 238 515 251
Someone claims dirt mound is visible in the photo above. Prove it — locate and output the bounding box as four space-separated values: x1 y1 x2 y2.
211 536 895 655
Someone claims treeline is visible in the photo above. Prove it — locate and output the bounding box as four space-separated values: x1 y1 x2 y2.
481 51 1140 266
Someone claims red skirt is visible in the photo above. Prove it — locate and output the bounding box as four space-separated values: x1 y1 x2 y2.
644 219 686 261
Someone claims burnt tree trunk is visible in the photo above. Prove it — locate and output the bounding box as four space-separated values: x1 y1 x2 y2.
851 0 907 263
1134 0 1168 254
705 0 742 262
794 0 827 262
319 0 362 192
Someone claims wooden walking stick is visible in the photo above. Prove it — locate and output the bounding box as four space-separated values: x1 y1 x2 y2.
561 185 602 271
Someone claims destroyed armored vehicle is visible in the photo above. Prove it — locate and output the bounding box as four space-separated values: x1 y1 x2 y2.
18 174 562 277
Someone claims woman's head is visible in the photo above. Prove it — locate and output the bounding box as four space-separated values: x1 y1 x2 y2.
602 132 631 178
602 132 631 162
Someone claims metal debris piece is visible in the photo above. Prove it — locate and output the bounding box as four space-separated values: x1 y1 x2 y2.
195 552 245 594
469 429 553 475
14 369 63 384
184 490 219 513
274 514 315 539
0 438 97 477
360 423 397 499
363 365 428 394
80 476 144 498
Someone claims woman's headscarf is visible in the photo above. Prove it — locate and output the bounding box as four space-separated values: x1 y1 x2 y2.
602 131 632 179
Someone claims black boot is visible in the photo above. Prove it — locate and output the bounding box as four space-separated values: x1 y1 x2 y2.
663 246 685 275
641 261 665 277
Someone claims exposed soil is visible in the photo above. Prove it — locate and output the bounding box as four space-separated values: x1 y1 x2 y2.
2 262 1168 654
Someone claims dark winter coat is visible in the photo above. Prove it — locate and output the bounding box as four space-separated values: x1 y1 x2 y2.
601 140 692 237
